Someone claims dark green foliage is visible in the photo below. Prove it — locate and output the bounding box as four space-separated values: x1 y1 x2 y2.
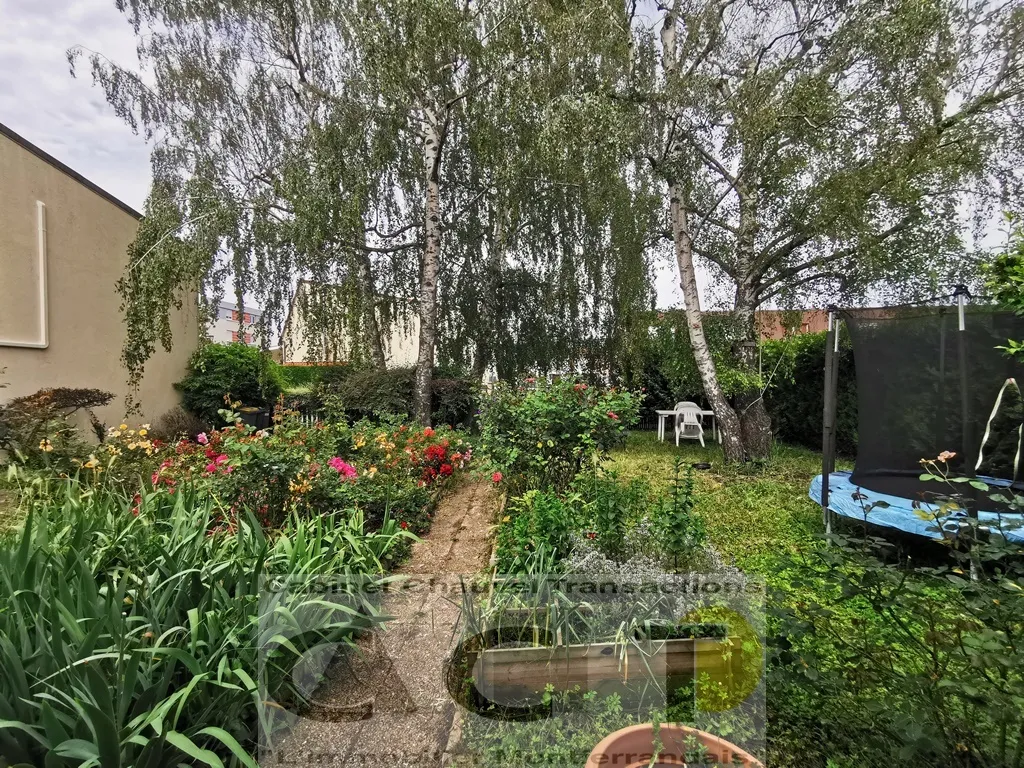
176 343 282 423
494 490 578 572
762 331 858 455
771 518 1024 768
431 376 479 428
652 459 705 570
320 367 414 419
312 367 478 427
277 363 355 390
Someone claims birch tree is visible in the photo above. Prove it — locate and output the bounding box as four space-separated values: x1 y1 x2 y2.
638 0 1024 460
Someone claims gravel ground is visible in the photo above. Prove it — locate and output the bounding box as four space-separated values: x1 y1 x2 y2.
263 479 498 767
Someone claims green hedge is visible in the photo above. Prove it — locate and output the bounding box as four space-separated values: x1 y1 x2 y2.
761 331 858 456
176 343 283 424
309 366 479 427
278 363 354 390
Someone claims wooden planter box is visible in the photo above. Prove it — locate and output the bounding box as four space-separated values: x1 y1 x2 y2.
465 636 742 704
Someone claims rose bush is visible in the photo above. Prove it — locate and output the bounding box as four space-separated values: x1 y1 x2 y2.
478 378 641 493
148 404 473 532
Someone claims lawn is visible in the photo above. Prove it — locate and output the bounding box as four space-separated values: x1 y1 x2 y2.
610 430 845 575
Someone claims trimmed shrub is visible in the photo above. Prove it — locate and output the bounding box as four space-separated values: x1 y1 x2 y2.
176 343 282 424
761 331 857 455
324 367 415 419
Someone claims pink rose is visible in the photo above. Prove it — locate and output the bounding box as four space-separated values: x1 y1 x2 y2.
492 471 503 484
197 433 209 445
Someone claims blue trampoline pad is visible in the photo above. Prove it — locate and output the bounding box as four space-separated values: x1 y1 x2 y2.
810 471 1024 544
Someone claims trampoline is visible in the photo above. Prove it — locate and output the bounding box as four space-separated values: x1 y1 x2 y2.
812 288 1024 542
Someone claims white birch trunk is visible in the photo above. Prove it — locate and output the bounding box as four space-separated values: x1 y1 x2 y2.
414 116 442 424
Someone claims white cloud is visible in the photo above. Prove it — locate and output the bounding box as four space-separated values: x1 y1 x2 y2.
0 0 151 210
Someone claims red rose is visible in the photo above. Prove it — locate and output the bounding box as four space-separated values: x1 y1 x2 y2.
400 521 409 530
492 471 503 484
439 463 453 476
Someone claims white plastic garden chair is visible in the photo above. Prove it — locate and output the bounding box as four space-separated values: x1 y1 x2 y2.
675 404 705 447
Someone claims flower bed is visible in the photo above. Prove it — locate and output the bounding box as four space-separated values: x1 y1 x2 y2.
69 406 474 536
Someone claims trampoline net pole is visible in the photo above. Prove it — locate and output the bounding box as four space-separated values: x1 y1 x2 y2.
821 312 839 529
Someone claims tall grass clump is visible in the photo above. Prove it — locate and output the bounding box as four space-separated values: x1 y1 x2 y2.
0 479 410 766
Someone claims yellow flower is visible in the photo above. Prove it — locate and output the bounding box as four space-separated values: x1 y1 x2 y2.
502 515 511 523
354 435 366 449
138 428 148 437
108 429 122 438
119 423 128 431
83 454 100 469
127 443 137 450
38 439 53 452
366 466 378 477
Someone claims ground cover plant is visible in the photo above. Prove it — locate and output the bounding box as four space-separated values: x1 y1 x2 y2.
610 435 1024 768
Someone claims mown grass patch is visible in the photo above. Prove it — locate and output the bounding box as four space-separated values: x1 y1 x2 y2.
609 431 846 575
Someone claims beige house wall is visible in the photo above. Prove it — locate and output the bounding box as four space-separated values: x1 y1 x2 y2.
281 281 420 367
0 125 197 427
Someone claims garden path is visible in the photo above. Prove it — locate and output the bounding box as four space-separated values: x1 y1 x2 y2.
265 478 498 767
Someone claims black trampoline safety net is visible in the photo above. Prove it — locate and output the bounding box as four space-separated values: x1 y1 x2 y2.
839 305 1024 500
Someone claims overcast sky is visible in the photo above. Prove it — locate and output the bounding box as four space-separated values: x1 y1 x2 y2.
0 0 153 211
0 0 783 312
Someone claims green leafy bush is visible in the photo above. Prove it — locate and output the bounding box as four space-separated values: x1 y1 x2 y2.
176 343 282 424
480 379 641 493
761 331 857 455
321 367 415 419
310 366 478 427
0 480 410 766
494 489 578 571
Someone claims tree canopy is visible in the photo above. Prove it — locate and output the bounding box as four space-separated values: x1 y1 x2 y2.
76 0 1024 438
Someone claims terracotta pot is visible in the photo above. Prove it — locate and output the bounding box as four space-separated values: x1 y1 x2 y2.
585 723 763 768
